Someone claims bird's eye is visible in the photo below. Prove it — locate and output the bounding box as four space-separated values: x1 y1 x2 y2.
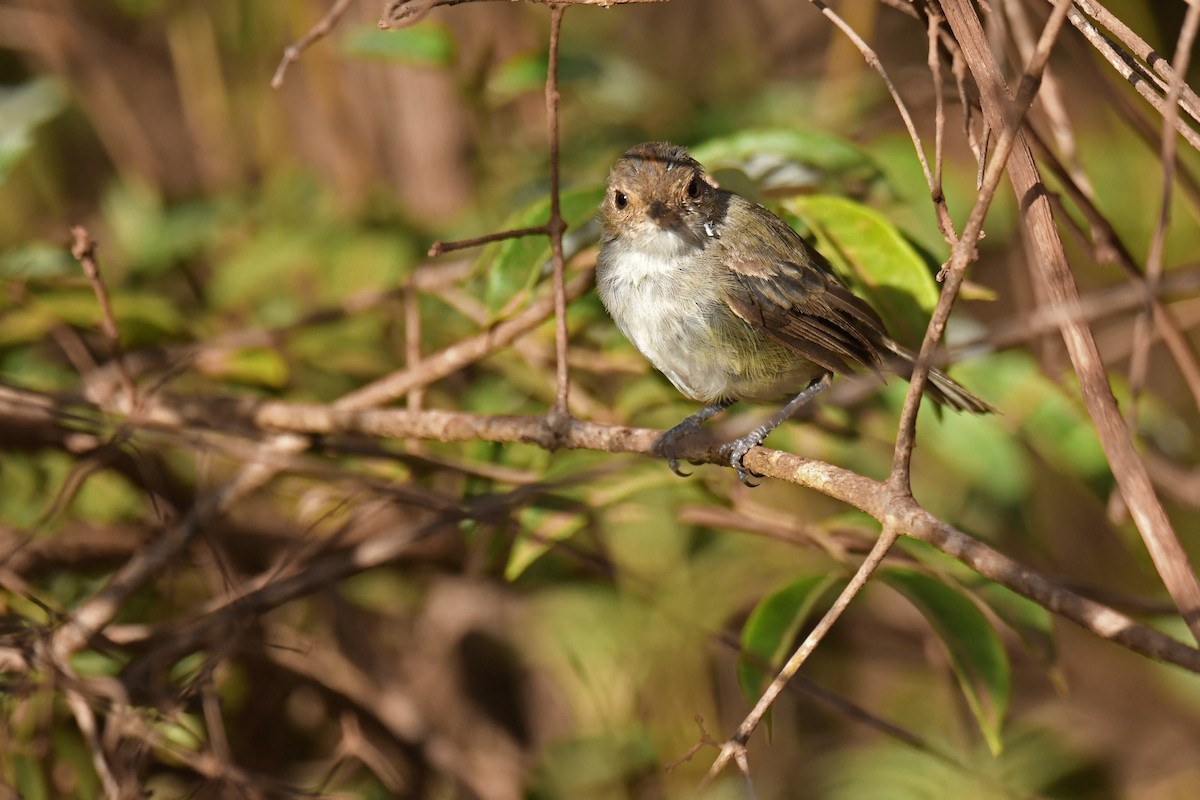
614 190 628 209
687 176 701 199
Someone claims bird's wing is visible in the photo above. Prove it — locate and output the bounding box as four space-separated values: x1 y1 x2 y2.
719 204 890 377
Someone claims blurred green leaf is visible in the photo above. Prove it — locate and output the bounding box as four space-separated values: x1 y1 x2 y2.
507 506 588 581
783 195 940 348
911 398 1028 506
737 574 841 707
103 182 224 275
0 451 68 527
153 712 206 752
341 23 455 68
488 51 601 103
0 242 77 279
972 582 1059 679
70 650 126 678
200 347 289 389
12 755 49 800
72 468 143 524
0 290 185 348
208 228 310 322
883 568 1010 755
0 78 68 184
484 186 604 317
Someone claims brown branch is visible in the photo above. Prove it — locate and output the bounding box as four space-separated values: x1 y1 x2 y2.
700 523 902 791
545 3 571 418
271 0 354 90
427 225 549 257
5 382 1200 672
1024 127 1200 408
938 0 1200 643
1128 2 1200 410
45 261 593 657
892 0 1074 493
1067 0 1200 123
335 265 593 411
380 0 665 27
69 226 136 405
1062 2 1200 150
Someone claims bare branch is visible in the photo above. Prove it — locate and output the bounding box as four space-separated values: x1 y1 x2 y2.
271 0 354 90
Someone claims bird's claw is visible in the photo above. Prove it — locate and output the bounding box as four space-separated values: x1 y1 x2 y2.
653 430 694 478
720 436 764 487
665 457 692 478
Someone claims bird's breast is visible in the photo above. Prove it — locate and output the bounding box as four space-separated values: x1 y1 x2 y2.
597 244 818 403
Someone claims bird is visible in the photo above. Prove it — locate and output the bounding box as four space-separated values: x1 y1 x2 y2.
595 141 991 484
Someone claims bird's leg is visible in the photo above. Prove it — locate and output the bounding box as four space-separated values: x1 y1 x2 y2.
719 374 832 486
652 400 733 477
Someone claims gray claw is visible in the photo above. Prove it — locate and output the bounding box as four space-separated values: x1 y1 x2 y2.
721 438 763 487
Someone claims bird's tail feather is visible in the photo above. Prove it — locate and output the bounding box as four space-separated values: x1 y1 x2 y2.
884 341 994 414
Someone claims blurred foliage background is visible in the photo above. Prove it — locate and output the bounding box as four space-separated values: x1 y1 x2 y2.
2 1 1200 798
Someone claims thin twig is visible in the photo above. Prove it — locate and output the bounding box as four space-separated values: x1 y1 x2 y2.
427 225 549 257
1062 3 1200 151
892 0 1075 493
809 0 958 244
545 4 571 417
1115 2 1200 519
271 0 354 90
699 524 901 791
1024 126 1200 408
1068 0 1200 123
69 226 136 405
1128 3 1200 416
336 266 593 411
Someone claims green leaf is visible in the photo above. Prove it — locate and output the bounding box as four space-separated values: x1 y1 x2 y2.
199 347 289 389
0 242 77 279
488 51 600 103
882 568 1010 754
691 128 883 194
484 186 605 317
737 574 841 707
898 538 1059 681
0 78 68 184
783 194 940 348
506 506 588 581
341 23 455 68
972 582 1059 679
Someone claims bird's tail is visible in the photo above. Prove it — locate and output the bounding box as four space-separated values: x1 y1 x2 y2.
884 341 994 414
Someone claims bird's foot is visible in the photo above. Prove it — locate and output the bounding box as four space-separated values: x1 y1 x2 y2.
651 401 732 477
651 422 703 478
718 430 767 487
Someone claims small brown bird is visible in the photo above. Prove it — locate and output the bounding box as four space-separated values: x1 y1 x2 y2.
596 142 991 484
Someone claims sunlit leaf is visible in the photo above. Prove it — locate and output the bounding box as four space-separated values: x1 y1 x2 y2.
737 574 841 706
883 568 1010 754
783 195 940 348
